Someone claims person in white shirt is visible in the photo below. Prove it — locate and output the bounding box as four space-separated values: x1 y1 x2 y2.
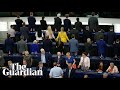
49 62 63 78
45 26 55 41
78 52 90 71
7 25 16 41
35 31 44 42
106 62 119 74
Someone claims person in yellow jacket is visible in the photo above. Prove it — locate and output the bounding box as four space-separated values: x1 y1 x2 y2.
56 27 69 43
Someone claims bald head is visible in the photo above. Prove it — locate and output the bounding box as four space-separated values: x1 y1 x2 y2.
110 62 114 68
57 52 61 56
40 48 45 54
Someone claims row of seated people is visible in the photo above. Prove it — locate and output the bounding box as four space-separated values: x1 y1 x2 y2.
3 32 120 58
0 51 119 78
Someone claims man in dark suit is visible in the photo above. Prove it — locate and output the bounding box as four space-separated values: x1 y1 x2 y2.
15 15 23 31
75 17 82 32
54 52 66 69
94 29 104 42
36 61 48 78
54 14 62 31
20 22 29 42
37 48 52 68
64 63 76 78
96 37 107 58
28 12 36 31
40 16 47 30
63 14 72 32
88 12 99 32
83 26 92 43
4 34 14 54
107 27 116 45
43 36 52 53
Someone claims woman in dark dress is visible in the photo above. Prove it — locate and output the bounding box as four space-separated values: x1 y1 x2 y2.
56 37 64 54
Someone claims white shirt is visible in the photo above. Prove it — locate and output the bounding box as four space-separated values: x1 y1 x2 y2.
8 28 16 37
106 66 119 74
79 57 90 68
41 54 46 63
49 66 63 78
35 32 43 40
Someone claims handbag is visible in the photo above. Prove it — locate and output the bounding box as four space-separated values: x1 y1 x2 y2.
72 64 77 69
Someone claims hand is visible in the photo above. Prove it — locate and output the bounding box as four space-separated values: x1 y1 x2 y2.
77 65 80 68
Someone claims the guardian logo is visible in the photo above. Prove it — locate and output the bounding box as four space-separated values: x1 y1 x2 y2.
2 63 43 76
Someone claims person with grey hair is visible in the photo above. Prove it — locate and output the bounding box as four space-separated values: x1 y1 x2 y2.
0 49 5 67
49 62 63 78
17 35 28 54
84 38 92 56
106 62 119 74
38 48 52 68
20 22 29 42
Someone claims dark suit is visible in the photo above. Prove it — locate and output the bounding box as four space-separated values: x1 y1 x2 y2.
37 53 52 68
84 42 92 55
64 68 76 78
96 39 106 57
36 66 48 78
40 20 47 30
107 31 116 45
17 40 28 54
20 26 29 40
54 56 66 69
64 18 72 31
88 16 98 32
83 29 92 43
4 38 14 53
54 17 62 31
28 16 36 30
70 29 79 40
94 31 104 42
43 39 52 53
75 21 82 31
15 18 23 31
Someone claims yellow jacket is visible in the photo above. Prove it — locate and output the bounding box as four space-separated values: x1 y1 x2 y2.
56 31 69 43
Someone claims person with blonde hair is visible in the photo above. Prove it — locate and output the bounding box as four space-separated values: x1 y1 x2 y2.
56 27 69 43
45 26 55 41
